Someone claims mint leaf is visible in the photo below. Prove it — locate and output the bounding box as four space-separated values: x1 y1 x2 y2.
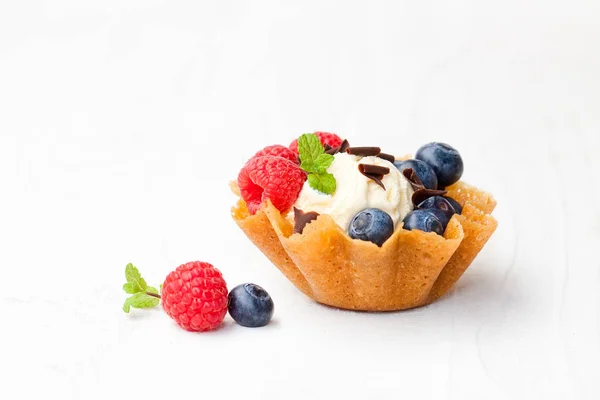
300 158 315 173
122 263 161 313
307 172 336 195
125 263 147 292
127 293 160 309
123 299 131 313
298 133 324 168
297 133 337 195
313 153 334 173
122 282 141 294
159 284 163 295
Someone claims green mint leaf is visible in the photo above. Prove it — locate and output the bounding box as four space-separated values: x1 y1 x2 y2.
313 153 334 173
300 158 315 173
123 299 131 313
146 286 159 295
298 133 324 173
125 263 147 292
307 172 336 195
122 282 141 294
297 133 337 195
159 284 163 294
127 293 160 309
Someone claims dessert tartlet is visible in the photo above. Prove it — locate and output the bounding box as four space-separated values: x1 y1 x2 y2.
231 133 497 311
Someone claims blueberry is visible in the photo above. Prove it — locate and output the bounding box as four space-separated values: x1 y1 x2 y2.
443 196 463 214
418 196 456 214
393 159 438 190
430 208 455 230
228 283 274 327
348 208 394 247
415 142 464 187
402 209 444 235
417 195 457 230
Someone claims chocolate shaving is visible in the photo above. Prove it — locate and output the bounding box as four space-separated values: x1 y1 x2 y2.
402 168 447 206
338 139 350 153
412 189 448 207
358 164 390 176
378 152 396 163
346 146 381 157
293 207 320 234
325 139 351 155
358 164 388 190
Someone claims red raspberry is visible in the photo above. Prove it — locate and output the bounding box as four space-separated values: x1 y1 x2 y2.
252 144 298 164
289 132 343 154
237 156 306 215
161 261 228 332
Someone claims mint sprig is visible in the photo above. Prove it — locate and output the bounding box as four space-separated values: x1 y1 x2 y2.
122 263 161 313
298 133 337 195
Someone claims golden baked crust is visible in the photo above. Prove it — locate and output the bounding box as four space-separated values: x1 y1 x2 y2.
231 180 497 311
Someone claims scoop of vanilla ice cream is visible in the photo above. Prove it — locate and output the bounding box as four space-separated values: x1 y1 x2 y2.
291 153 414 231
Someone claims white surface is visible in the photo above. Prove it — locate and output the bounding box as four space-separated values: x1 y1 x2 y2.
1 1 599 399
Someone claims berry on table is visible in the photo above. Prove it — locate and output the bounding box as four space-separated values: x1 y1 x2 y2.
228 283 274 327
162 261 229 332
348 208 394 247
237 156 307 215
415 142 464 187
402 209 444 235
393 159 438 189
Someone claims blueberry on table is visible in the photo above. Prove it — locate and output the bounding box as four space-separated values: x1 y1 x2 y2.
348 208 394 247
228 283 274 327
443 196 463 214
393 159 438 189
402 209 444 235
415 142 464 187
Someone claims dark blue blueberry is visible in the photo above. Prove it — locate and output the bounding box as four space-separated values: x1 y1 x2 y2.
417 196 457 230
348 208 394 247
228 283 274 327
418 196 456 214
427 208 453 230
415 142 464 187
402 209 444 235
443 196 463 214
393 159 438 190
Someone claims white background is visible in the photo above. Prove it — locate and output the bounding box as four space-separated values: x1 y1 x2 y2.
1 1 599 399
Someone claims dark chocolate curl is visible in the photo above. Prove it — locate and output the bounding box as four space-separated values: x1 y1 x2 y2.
358 164 390 176
339 139 350 153
346 146 381 157
358 164 387 190
293 207 320 234
325 139 351 155
378 153 396 163
402 168 447 206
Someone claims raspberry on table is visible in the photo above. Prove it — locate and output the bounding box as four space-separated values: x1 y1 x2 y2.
161 261 229 332
237 156 306 215
289 132 343 154
252 145 299 164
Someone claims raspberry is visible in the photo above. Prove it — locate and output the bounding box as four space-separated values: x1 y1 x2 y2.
289 132 343 154
237 156 306 215
161 261 228 332
252 145 298 164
